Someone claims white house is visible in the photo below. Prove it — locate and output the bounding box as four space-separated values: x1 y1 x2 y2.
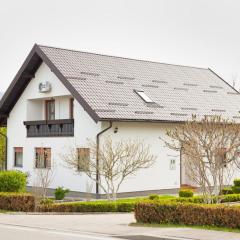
0 44 240 197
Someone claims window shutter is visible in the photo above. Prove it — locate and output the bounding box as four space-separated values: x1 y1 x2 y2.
77 148 90 171
45 148 51 168
35 148 42 168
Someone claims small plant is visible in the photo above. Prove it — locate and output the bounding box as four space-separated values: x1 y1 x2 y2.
54 187 70 200
0 170 27 192
148 194 160 200
179 189 194 198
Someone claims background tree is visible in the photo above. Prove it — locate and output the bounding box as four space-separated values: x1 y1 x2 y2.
62 137 156 200
165 116 240 203
0 127 6 170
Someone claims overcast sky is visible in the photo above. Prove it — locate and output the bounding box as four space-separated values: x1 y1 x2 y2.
0 0 240 92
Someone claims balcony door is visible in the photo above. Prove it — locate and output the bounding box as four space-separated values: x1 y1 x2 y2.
45 100 55 120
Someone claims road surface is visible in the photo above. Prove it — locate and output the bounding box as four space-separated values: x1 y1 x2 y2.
0 223 118 240
0 213 240 240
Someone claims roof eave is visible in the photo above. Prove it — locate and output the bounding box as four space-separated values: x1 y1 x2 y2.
99 118 186 124
0 44 100 124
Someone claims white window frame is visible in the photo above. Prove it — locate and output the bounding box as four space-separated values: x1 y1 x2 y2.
170 159 176 170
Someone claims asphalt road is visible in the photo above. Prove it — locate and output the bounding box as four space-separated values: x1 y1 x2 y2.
0 214 240 240
0 223 119 240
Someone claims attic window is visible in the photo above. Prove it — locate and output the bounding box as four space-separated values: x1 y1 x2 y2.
135 90 154 103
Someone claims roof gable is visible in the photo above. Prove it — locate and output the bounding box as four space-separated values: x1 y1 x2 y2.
0 44 99 125
1 44 240 125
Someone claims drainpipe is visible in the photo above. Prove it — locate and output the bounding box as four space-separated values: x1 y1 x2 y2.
0 130 7 171
96 121 113 199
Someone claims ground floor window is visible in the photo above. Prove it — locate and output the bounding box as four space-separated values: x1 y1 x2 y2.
35 148 51 168
77 148 90 171
14 147 23 167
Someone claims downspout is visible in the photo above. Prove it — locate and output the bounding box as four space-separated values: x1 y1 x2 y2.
0 130 7 171
96 121 113 199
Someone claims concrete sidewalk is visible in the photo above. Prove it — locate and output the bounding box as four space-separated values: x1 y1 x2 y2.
0 213 239 240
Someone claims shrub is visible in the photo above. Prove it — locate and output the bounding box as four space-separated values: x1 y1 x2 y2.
232 186 240 194
0 171 27 192
221 187 233 195
38 201 135 212
220 194 240 203
54 187 70 200
178 189 194 198
149 194 160 200
135 201 240 228
234 179 240 187
0 192 35 212
231 179 240 193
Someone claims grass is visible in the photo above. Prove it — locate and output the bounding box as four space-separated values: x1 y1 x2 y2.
56 195 176 204
130 222 240 233
0 210 8 213
98 195 175 202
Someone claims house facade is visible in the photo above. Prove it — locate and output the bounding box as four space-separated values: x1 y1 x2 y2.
0 44 240 197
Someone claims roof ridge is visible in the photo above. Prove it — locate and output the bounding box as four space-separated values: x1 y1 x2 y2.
37 44 209 71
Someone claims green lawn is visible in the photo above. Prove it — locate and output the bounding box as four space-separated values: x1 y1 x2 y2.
130 222 240 233
80 195 176 203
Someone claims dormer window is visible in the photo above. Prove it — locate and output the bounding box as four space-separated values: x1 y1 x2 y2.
135 90 154 103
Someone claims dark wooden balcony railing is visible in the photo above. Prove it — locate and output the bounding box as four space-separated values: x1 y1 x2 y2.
23 119 74 137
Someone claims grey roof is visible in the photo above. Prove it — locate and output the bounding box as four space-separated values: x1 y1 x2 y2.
0 93 3 100
38 45 240 122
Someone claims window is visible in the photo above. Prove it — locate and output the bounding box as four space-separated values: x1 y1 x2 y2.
69 98 74 119
35 148 51 168
170 159 176 170
45 100 55 120
77 148 90 171
135 90 154 103
14 147 23 167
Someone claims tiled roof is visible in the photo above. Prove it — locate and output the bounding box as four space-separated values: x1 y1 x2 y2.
39 45 240 122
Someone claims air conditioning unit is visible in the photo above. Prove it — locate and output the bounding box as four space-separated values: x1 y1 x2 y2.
39 82 52 93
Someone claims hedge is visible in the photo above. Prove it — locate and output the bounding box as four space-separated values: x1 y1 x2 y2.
38 201 135 212
38 193 240 213
0 193 35 212
135 201 240 229
221 187 233 195
0 171 27 192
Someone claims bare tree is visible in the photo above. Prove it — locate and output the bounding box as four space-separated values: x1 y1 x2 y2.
33 167 55 200
32 147 56 204
62 137 156 200
165 116 240 203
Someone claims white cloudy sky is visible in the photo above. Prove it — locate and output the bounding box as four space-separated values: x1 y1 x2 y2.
0 0 240 92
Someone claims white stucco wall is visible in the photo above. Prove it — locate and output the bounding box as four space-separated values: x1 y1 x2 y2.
6 61 199 194
7 62 101 192
98 121 181 193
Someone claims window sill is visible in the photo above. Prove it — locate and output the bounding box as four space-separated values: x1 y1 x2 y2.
14 165 23 168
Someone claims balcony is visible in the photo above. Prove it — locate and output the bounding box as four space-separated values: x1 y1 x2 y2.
23 119 74 137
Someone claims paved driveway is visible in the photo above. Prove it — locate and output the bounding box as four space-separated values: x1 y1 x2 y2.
0 213 240 240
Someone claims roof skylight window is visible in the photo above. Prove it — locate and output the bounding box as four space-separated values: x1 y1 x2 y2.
135 90 154 103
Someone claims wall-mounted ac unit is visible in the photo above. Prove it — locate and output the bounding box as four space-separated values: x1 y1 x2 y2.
39 82 52 93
